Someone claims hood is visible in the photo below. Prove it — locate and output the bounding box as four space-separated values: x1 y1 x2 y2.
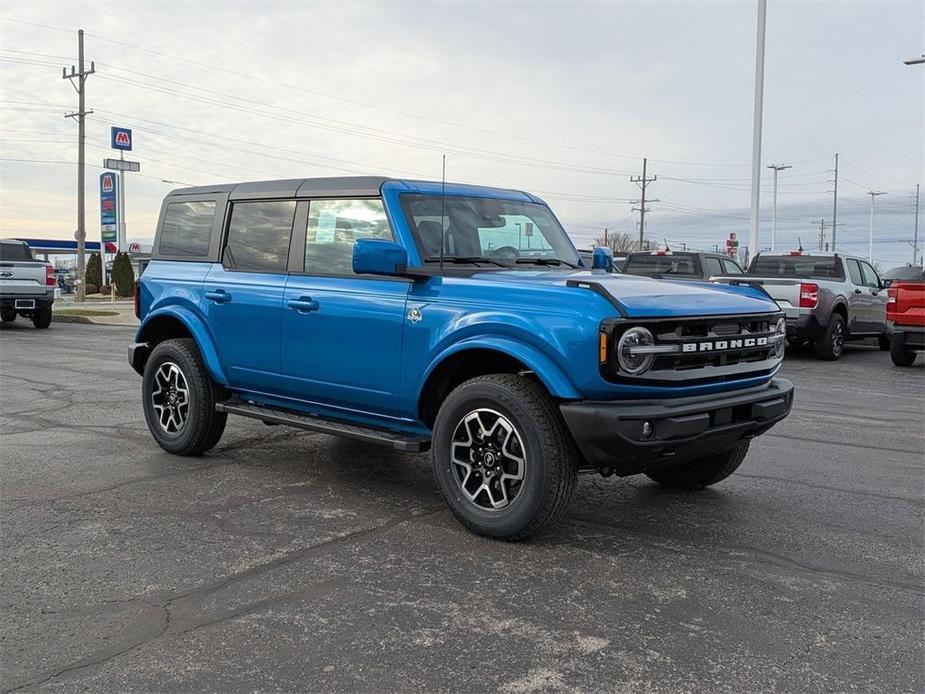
470 269 779 318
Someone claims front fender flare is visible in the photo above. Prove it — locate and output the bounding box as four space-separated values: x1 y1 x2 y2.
136 306 228 385
419 335 582 401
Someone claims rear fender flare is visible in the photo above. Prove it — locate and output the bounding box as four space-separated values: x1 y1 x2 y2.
137 306 228 385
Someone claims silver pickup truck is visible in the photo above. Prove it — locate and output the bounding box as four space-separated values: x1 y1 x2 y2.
719 251 888 360
0 239 55 328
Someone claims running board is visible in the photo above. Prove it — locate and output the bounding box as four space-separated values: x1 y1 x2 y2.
215 401 431 453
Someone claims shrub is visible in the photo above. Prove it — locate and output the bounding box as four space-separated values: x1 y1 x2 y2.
84 284 98 295
111 252 135 297
85 253 102 289
99 284 112 296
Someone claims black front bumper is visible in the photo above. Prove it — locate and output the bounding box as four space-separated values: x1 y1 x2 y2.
560 378 794 476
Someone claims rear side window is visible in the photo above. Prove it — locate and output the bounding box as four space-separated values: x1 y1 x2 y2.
702 257 723 277
0 242 33 261
223 200 297 273
303 199 392 276
846 259 863 285
159 201 216 257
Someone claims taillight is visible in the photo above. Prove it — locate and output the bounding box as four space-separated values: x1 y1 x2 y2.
45 264 56 286
886 287 898 305
134 281 140 319
799 282 818 308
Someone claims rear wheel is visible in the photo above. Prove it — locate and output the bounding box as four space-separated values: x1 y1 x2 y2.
142 338 227 455
432 374 579 541
31 306 52 329
815 314 846 360
646 441 750 489
1 309 15 323
890 339 917 367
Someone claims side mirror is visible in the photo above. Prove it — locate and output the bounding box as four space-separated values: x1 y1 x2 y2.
591 247 614 272
353 238 411 277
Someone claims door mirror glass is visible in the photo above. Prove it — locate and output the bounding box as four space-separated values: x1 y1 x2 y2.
352 238 409 277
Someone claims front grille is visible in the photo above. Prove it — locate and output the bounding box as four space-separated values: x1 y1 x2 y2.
602 313 783 385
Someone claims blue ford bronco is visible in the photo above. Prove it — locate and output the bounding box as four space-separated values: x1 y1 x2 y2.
131 177 793 540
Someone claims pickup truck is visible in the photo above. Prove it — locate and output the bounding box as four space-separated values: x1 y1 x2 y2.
0 239 55 328
623 250 745 281
130 177 792 540
723 251 889 361
886 277 924 366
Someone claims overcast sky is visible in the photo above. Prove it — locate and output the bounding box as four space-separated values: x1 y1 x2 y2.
1 0 922 267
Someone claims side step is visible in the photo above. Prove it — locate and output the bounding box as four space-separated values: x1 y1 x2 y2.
215 401 431 453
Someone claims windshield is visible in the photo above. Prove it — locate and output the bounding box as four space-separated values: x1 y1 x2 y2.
750 255 844 280
624 253 700 276
400 194 580 267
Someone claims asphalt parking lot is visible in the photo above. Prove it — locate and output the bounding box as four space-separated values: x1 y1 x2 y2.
1 322 922 693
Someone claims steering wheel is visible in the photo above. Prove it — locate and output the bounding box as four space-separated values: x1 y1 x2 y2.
489 245 520 260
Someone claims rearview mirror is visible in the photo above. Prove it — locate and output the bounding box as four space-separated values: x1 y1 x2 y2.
592 247 614 272
353 238 411 277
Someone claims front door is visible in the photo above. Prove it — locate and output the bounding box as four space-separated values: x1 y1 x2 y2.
202 199 297 391
279 198 409 420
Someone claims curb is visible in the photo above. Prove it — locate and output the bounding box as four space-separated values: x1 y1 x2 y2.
52 314 138 326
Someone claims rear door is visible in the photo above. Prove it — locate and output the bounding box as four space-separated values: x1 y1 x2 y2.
202 199 297 391
858 260 887 333
280 197 409 419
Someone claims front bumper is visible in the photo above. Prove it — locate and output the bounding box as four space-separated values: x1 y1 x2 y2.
560 378 794 475
891 326 925 352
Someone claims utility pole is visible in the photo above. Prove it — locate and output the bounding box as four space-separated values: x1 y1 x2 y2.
913 183 920 265
866 191 886 262
813 219 827 251
63 29 94 302
748 0 768 262
766 164 792 252
832 153 839 238
631 157 657 249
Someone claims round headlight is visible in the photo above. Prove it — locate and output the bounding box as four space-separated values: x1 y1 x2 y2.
774 317 786 357
617 327 656 374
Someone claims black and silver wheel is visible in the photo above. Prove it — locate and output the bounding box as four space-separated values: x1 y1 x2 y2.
31 306 52 329
142 338 227 455
432 374 578 541
646 441 750 489
815 314 846 360
1 309 15 323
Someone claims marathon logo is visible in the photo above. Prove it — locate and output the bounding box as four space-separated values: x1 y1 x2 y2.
682 337 769 352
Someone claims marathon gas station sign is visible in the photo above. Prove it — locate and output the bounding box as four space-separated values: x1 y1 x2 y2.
99 172 118 243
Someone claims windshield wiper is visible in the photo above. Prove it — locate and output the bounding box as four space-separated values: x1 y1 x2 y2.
424 256 511 268
514 257 581 269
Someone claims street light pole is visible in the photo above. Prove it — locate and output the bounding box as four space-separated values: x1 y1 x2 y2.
766 164 791 252
748 0 768 260
867 191 886 262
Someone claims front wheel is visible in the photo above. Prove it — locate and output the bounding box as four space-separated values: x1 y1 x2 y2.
890 339 917 367
815 314 846 360
432 374 579 541
141 338 227 455
646 441 750 489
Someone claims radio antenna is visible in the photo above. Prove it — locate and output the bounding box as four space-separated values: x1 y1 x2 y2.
439 154 447 271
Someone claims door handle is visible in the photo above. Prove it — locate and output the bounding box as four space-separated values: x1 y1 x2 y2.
205 289 231 304
853 288 862 294
287 296 319 313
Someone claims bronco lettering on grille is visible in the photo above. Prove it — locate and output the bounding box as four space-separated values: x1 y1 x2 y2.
682 337 769 353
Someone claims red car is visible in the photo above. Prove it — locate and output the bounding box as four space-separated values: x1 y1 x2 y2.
886 268 925 366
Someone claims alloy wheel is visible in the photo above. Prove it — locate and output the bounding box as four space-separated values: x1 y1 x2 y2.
151 361 190 434
450 409 526 510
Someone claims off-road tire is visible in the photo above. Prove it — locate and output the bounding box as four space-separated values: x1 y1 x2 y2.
142 338 227 455
646 441 750 489
1 309 15 323
815 313 846 361
432 374 579 541
890 339 917 367
31 306 52 329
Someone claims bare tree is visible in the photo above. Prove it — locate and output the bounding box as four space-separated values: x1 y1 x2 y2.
593 230 637 254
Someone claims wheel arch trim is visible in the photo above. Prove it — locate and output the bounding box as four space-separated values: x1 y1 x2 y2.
134 306 228 385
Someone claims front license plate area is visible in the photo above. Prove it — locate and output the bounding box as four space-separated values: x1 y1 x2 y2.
14 299 35 309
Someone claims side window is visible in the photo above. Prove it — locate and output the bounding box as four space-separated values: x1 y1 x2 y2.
721 258 744 275
159 201 215 257
223 200 296 273
859 261 880 288
846 259 863 285
702 257 723 277
304 199 392 276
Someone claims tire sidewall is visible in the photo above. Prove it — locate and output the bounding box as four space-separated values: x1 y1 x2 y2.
432 381 555 538
142 342 202 453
